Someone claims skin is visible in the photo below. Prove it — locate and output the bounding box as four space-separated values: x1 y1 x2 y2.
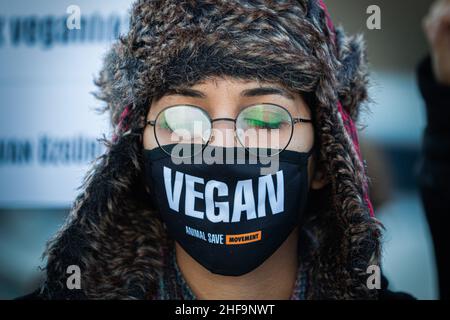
143 76 327 300
423 0 450 86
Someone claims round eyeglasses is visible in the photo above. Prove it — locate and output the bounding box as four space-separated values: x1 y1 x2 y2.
146 103 312 158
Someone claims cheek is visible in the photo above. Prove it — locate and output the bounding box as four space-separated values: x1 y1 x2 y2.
286 125 314 153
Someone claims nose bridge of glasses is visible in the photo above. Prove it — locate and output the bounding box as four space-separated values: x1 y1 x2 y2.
210 117 236 124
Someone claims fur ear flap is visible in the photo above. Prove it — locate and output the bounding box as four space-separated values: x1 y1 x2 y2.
334 27 370 122
42 133 163 299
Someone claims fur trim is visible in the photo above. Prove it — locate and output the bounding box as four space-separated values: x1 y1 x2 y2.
335 27 370 121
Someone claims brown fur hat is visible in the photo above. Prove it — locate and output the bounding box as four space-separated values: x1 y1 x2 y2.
40 0 382 299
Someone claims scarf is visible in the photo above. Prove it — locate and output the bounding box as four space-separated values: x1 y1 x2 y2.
153 238 308 300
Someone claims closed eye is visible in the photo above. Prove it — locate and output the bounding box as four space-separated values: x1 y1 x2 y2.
243 118 284 129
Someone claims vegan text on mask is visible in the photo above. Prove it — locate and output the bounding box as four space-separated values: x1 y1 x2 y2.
163 166 285 223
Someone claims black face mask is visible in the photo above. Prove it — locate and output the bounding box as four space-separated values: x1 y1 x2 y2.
143 145 313 276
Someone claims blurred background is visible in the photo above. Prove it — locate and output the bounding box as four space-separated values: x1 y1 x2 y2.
0 0 439 299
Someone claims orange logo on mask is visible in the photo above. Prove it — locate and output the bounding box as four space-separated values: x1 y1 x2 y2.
225 230 262 245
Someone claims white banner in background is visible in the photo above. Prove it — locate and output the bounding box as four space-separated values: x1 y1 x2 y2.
0 0 134 208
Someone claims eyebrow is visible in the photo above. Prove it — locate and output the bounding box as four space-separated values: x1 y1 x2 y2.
164 88 206 98
163 86 296 100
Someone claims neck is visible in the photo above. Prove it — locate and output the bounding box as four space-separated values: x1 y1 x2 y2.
175 227 300 300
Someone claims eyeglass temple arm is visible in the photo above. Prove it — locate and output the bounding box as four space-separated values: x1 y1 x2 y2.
292 118 312 124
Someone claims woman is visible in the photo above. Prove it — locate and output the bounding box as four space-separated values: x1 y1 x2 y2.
24 0 394 299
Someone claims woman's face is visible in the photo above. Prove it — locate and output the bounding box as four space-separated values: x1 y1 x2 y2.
143 76 326 189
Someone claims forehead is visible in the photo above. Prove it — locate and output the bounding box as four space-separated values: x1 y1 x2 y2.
153 75 301 102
